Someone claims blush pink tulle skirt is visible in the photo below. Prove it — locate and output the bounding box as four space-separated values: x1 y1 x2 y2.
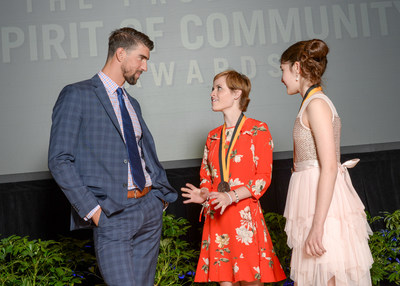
284 159 373 286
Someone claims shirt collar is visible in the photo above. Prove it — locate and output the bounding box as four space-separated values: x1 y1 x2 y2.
98 71 123 95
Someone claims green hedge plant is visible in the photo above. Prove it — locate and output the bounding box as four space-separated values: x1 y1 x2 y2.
154 213 199 286
368 210 400 285
0 213 198 286
263 212 293 286
1 210 399 285
0 235 91 285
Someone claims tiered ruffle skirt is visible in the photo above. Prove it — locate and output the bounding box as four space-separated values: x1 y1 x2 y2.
284 159 373 286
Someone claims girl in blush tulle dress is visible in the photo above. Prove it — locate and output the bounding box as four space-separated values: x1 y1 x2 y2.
280 39 373 286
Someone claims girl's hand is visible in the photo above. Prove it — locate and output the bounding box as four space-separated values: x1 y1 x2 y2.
304 225 326 257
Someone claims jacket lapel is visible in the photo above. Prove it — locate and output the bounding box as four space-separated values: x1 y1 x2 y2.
91 75 124 140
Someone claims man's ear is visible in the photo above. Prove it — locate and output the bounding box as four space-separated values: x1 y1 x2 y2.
115 47 126 63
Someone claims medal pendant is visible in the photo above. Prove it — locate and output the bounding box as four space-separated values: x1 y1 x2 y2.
218 181 230 192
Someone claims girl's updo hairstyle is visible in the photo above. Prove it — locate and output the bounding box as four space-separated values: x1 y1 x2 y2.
280 39 329 85
214 70 251 112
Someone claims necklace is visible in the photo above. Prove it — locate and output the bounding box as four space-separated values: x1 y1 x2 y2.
218 113 246 192
299 84 322 110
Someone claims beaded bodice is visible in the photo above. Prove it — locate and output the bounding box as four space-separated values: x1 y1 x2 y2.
293 93 341 163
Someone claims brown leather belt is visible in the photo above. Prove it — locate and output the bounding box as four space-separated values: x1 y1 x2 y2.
127 186 151 199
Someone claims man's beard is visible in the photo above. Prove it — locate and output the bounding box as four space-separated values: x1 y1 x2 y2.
124 73 138 85
122 66 139 85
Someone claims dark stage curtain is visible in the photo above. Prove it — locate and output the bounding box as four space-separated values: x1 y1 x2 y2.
1 149 399 241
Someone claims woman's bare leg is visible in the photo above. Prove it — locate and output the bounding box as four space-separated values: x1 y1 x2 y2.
220 282 238 286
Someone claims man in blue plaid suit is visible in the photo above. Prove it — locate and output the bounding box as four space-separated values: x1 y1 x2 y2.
48 27 178 285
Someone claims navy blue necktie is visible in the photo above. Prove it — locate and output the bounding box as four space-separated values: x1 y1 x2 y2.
116 87 146 190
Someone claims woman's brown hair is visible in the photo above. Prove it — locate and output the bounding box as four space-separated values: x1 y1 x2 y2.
280 39 329 85
214 70 251 112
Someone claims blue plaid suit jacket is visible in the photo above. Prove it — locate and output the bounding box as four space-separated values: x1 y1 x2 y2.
48 74 177 230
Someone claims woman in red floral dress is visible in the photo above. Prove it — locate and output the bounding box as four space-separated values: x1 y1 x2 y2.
182 70 286 285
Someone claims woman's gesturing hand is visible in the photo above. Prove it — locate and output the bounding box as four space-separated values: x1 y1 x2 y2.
181 183 209 204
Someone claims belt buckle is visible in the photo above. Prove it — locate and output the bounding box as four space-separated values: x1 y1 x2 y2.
134 189 138 199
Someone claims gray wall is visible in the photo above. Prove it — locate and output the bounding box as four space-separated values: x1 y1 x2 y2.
1 0 400 179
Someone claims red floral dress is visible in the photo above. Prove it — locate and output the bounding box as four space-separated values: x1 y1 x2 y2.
194 117 286 283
